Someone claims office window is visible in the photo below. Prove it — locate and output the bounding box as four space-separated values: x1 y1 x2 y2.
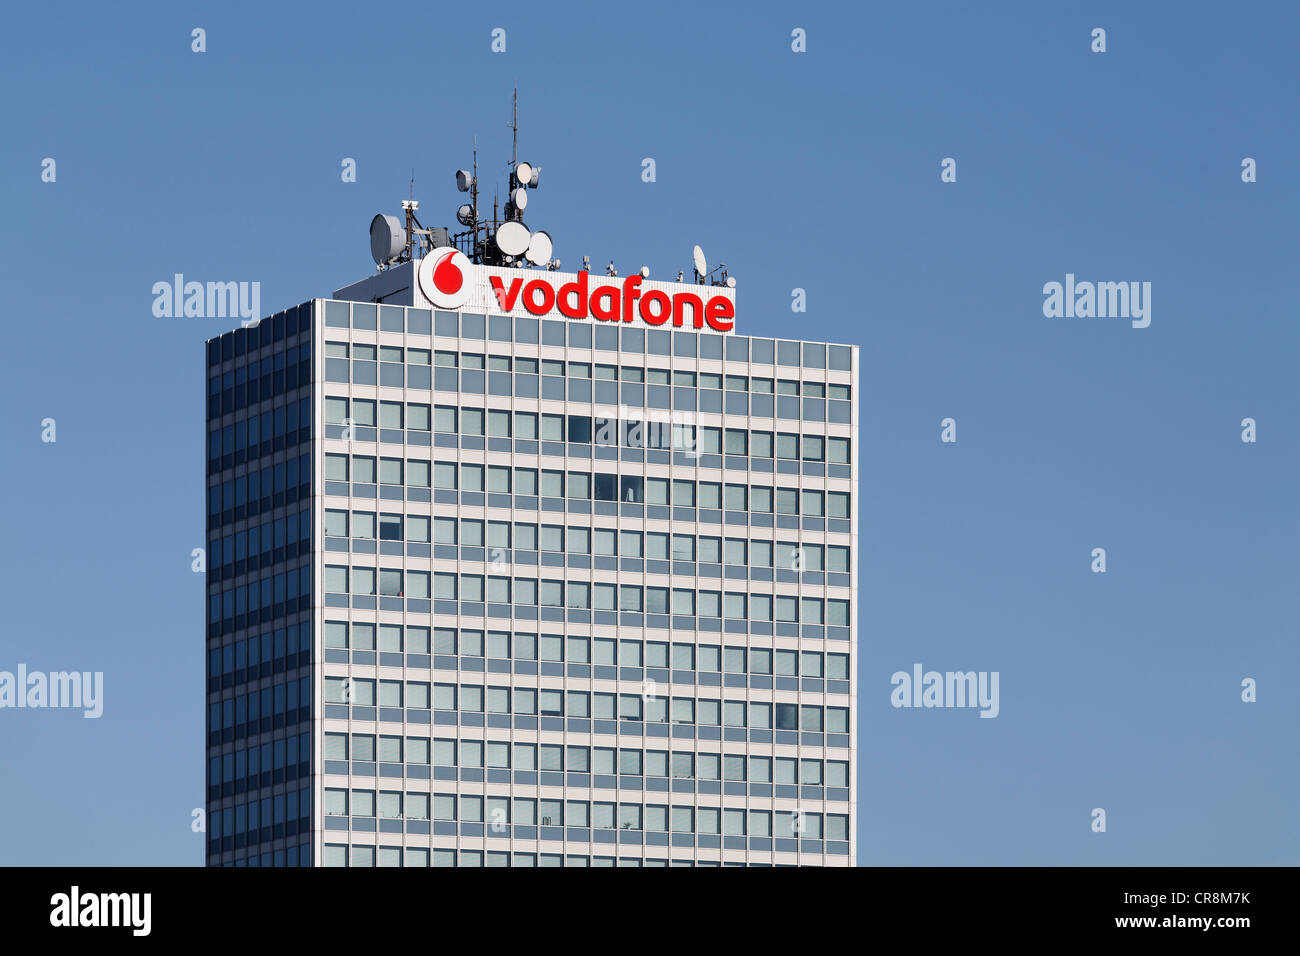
566 472 591 499
434 406 457 433
698 482 722 509
325 509 348 537
379 401 402 429
723 592 746 619
671 480 695 507
462 463 484 492
378 514 401 541
697 753 720 780
797 650 822 678
407 404 431 431
828 599 850 626
351 399 376 426
646 587 669 614
828 491 851 519
828 653 850 680
325 454 348 481
645 532 669 560
324 789 347 817
593 529 616 556
406 515 429 543
324 566 347 594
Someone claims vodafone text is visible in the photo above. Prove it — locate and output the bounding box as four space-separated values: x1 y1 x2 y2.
489 271 735 332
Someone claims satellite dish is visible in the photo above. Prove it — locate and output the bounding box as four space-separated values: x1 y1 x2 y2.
515 162 533 185
726 276 736 288
456 204 475 227
370 214 405 265
495 220 530 257
455 170 474 192
528 166 541 188
639 266 650 278
692 244 707 278
525 230 553 266
513 187 528 211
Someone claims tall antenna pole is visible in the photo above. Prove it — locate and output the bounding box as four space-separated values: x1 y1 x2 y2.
506 88 520 226
403 168 417 260
511 88 518 170
471 138 479 261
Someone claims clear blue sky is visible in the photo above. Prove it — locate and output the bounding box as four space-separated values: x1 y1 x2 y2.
1 1 1296 866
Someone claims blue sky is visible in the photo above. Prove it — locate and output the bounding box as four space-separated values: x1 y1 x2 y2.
1 1 1296 865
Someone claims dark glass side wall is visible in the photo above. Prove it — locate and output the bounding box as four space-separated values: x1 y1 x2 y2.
204 301 315 866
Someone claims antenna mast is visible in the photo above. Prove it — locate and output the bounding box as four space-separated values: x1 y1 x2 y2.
401 168 420 261
445 88 554 268
511 88 518 171
471 138 479 260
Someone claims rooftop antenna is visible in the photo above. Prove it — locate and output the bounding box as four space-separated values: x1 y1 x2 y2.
445 88 555 268
401 168 417 259
690 242 736 287
471 139 479 257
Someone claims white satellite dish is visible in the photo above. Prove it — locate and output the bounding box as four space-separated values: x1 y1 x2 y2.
456 204 475 226
513 187 528 211
525 230 553 266
456 169 474 192
692 244 707 278
370 214 405 265
515 161 533 185
726 276 736 288
495 220 530 257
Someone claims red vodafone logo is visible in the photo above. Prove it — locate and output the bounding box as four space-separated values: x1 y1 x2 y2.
489 271 735 332
417 248 471 309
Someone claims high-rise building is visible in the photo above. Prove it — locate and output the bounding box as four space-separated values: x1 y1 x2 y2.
205 191 858 867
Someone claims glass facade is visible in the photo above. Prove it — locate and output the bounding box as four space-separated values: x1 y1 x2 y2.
207 295 857 867
205 303 315 866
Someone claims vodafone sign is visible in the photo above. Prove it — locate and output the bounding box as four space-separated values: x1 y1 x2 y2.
415 255 736 332
417 248 474 310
